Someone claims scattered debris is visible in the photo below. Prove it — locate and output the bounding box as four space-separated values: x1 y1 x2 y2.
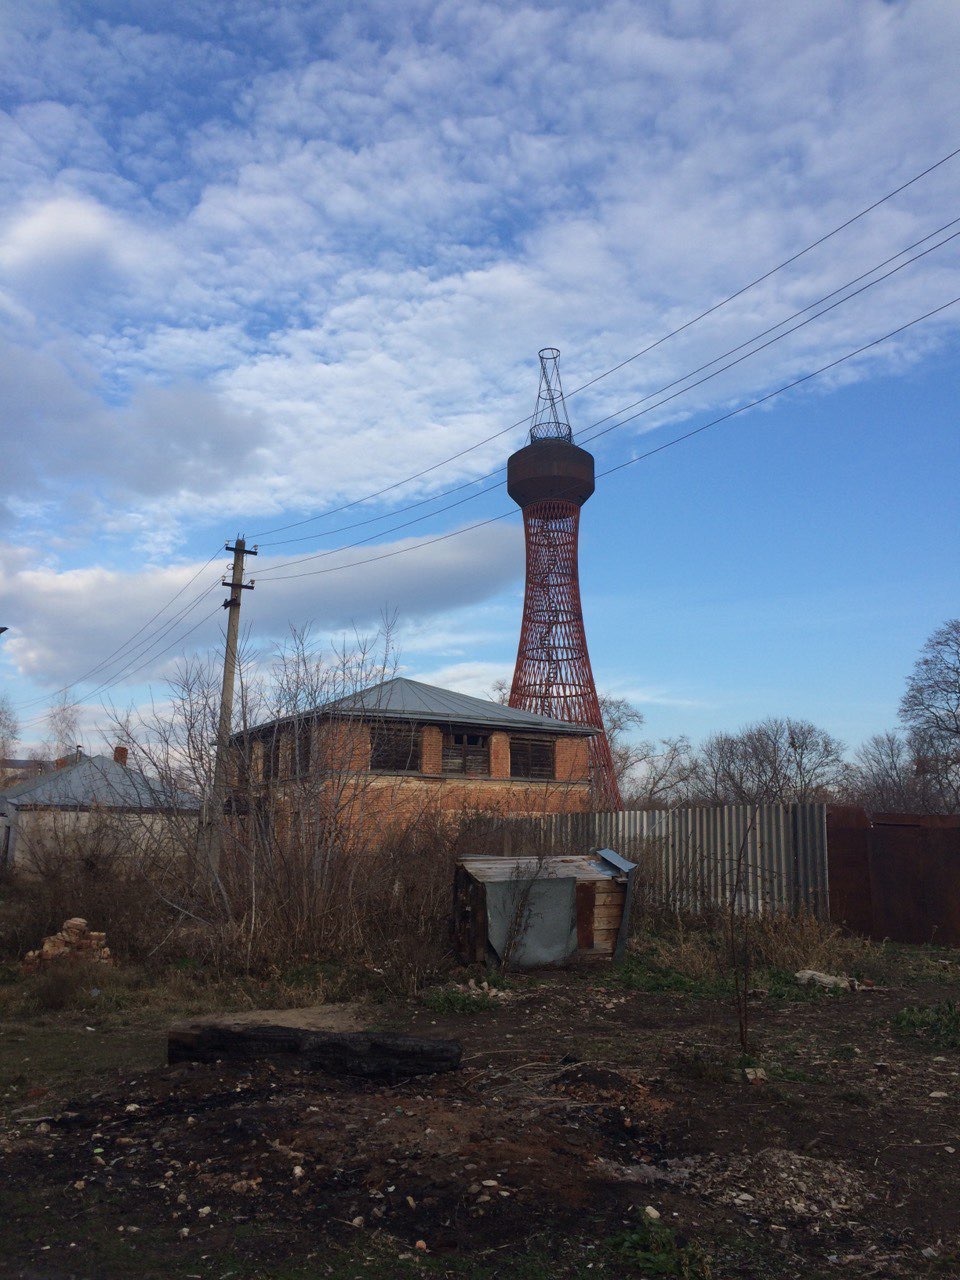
4 969 960 1276
455 979 514 1001
696 1148 871 1225
795 969 859 991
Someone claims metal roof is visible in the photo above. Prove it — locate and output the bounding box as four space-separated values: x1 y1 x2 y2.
244 677 597 738
457 855 622 882
325 678 597 736
0 754 199 812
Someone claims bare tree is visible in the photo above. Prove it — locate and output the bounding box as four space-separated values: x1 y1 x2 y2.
490 680 692 807
44 692 82 760
900 619 960 743
620 734 696 809
844 731 923 813
691 717 844 806
0 692 18 761
899 619 960 813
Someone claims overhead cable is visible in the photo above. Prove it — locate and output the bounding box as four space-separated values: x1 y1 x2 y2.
250 143 960 540
255 225 960 578
255 294 960 583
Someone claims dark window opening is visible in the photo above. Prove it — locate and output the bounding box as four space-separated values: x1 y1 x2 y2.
370 723 421 773
293 722 312 777
225 790 250 817
510 734 555 780
263 729 284 783
442 729 490 776
233 738 254 792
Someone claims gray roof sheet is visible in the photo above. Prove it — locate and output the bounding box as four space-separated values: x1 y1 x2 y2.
458 855 619 882
0 754 199 811
325 677 597 736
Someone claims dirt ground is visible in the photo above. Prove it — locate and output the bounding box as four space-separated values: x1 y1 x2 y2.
1 954 959 1279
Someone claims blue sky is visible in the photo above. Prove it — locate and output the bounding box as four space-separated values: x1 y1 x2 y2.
0 0 958 754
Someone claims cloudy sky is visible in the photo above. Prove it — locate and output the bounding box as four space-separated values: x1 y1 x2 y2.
1 0 958 753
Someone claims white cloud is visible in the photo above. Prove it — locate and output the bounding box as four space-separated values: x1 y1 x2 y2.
0 521 522 699
411 660 513 701
1 0 959 703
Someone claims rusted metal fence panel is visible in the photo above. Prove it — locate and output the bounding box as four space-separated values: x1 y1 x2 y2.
469 803 829 919
827 809 960 944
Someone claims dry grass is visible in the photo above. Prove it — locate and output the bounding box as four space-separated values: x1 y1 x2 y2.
1 803 469 999
741 910 875 975
629 909 878 988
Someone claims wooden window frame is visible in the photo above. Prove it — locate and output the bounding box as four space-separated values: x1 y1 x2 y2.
442 727 490 777
370 722 422 773
509 734 556 780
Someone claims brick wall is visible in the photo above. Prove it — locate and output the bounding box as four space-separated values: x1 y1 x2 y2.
489 731 510 779
421 725 443 776
555 736 590 783
235 720 596 846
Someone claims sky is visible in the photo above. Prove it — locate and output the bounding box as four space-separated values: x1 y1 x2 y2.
0 0 958 756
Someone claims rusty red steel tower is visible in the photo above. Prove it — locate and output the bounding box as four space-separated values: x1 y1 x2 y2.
507 348 622 810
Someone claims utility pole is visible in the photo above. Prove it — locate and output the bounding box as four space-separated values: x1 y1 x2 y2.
206 536 256 880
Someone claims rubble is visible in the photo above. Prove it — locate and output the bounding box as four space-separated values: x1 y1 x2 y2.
695 1147 872 1225
22 918 113 973
795 969 859 991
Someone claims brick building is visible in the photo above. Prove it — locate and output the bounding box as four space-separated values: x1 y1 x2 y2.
232 677 596 839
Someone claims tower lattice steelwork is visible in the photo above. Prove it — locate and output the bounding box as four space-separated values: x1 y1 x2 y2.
507 348 622 810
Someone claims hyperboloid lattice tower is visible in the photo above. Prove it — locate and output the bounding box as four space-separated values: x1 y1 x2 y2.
507 348 622 810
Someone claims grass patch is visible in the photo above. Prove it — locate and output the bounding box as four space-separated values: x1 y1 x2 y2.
607 951 728 997
758 968 843 1002
856 943 960 988
612 1214 712 1278
422 986 496 1014
893 1000 960 1051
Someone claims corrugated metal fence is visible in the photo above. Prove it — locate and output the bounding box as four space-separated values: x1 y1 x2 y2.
476 803 829 918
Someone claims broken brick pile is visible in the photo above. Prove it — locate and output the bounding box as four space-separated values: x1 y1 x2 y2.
22 917 113 974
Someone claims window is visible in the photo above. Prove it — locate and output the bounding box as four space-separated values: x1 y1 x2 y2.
442 728 490 776
293 721 312 777
370 723 421 772
262 728 284 782
510 734 555 780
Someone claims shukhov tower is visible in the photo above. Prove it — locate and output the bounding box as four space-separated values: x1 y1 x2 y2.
507 349 622 810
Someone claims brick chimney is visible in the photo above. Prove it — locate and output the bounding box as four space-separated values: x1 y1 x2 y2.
113 745 129 768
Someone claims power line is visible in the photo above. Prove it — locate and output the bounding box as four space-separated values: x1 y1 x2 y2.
256 207 960 553
11 148 960 717
250 142 960 541
10 547 226 714
74 581 223 707
255 294 960 584
15 579 223 728
14 292 958 720
254 223 960 579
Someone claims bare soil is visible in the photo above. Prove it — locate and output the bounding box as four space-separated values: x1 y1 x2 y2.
1 961 959 1279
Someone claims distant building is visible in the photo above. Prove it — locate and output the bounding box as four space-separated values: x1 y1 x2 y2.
231 677 597 842
0 746 199 872
0 757 52 788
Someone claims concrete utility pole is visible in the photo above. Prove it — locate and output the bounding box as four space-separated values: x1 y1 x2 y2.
207 536 256 880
